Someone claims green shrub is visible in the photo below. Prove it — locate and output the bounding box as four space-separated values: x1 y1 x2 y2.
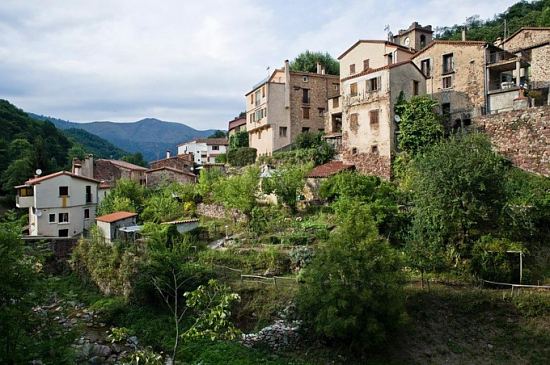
280 231 310 246
89 297 127 323
227 147 257 166
289 246 315 269
471 235 524 283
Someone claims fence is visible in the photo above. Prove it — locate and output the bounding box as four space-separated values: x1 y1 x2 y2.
211 264 298 289
482 279 550 296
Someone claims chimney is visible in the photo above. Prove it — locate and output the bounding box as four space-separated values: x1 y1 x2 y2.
81 154 94 178
73 163 82 176
316 62 322 74
284 60 290 109
166 150 171 159
462 27 467 41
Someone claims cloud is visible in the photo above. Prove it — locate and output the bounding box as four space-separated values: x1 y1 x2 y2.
0 0 518 129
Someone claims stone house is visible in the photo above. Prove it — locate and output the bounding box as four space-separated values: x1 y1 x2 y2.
15 171 99 237
149 151 194 172
245 60 340 156
228 115 247 137
145 166 197 188
96 211 138 243
177 138 228 165
303 161 354 201
411 40 490 127
72 155 147 188
496 27 550 106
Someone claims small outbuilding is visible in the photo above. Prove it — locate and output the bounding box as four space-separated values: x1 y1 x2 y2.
96 211 139 243
161 218 200 234
303 161 354 202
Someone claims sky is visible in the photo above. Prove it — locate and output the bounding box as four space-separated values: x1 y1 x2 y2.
0 0 518 130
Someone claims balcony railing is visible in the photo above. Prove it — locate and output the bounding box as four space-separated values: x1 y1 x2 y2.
488 51 516 65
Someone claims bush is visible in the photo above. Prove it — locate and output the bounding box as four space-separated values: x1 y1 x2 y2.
227 147 257 166
89 297 127 323
471 235 524 283
289 246 315 269
280 231 310 246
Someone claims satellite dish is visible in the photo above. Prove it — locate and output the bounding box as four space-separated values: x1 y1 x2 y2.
394 115 401 122
35 169 42 176
36 210 42 217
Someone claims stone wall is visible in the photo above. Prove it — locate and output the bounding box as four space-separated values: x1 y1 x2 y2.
196 203 246 222
341 150 392 180
149 154 193 171
473 106 549 176
145 169 195 188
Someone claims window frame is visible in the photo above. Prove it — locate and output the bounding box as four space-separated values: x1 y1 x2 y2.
49 213 56 223
59 186 69 197
58 212 69 224
442 75 453 89
350 83 358 96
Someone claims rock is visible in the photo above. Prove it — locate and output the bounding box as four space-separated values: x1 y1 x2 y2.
88 355 103 364
111 343 121 353
128 336 139 346
487 344 494 350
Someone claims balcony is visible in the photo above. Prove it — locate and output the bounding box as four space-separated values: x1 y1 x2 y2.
16 195 34 208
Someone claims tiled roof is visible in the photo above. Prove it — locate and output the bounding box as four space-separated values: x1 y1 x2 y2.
412 40 487 59
307 161 354 178
338 40 416 60
178 138 228 146
96 211 137 223
24 171 100 185
102 159 148 171
503 27 550 44
99 181 112 189
228 117 247 131
146 166 196 177
341 60 424 82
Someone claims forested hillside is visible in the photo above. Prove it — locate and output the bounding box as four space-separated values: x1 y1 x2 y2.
29 114 128 160
437 0 550 41
0 100 72 196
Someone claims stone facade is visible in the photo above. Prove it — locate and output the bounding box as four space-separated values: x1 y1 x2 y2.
246 61 339 156
341 150 392 180
499 28 550 52
196 203 246 222
530 44 550 90
412 41 487 126
472 106 549 176
149 154 194 171
145 167 196 188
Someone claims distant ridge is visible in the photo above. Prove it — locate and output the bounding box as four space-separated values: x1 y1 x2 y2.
29 114 217 162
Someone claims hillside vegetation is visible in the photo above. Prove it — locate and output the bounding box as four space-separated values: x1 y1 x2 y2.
437 0 550 41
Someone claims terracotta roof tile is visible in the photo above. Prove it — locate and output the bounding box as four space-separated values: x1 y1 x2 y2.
341 60 424 82
228 117 247 131
24 171 100 185
101 159 148 171
96 211 137 223
307 161 354 178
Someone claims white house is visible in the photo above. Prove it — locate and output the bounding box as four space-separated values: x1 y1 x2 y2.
177 138 228 165
15 171 100 238
95 211 139 243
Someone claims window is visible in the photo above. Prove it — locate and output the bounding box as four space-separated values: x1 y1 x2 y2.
413 80 419 96
58 212 69 223
85 185 92 203
350 113 359 130
333 98 339 108
49 213 56 223
369 110 379 130
352 147 358 155
387 53 393 64
318 128 324 132
258 131 261 140
250 94 254 104
442 75 453 89
58 229 69 237
442 53 454 73
420 59 431 77
255 90 261 106
350 83 358 96
262 86 266 97
371 145 379 155
279 127 287 137
349 64 356 74
302 127 310 133
19 187 33 197
59 186 68 196
84 209 90 219
318 107 325 116
333 83 340 92
367 77 380 92
302 107 310 119
212 145 220 150
369 110 380 131
363 59 370 71
420 34 427 49
303 76 309 82
302 88 310 103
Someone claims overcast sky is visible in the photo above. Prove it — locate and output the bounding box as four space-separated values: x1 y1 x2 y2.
0 0 517 130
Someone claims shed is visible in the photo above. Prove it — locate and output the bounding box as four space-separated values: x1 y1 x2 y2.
96 211 138 243
304 161 354 201
161 218 200 234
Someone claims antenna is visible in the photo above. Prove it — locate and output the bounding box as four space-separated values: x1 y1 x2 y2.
384 24 390 33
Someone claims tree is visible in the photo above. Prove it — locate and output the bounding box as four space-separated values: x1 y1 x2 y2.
208 130 227 138
395 95 444 156
296 201 405 351
97 179 146 215
229 131 248 149
122 152 147 167
212 166 260 216
406 133 508 272
141 190 183 223
227 147 256 167
263 163 312 212
290 51 339 75
196 167 224 201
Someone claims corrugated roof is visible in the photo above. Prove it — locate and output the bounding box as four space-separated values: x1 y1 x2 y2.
24 171 100 186
96 211 137 223
307 161 354 178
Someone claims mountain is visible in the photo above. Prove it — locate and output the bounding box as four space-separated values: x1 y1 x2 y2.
0 100 72 195
63 128 128 159
29 114 217 161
